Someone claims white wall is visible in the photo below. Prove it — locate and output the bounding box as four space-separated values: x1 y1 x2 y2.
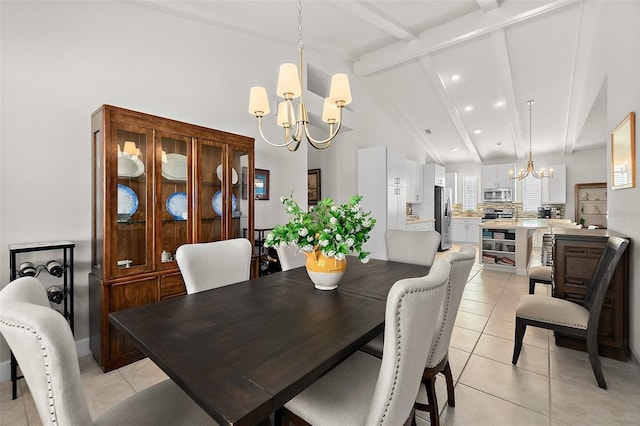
597 1 640 360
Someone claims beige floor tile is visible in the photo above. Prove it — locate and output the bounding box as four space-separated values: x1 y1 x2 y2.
82 369 136 419
550 377 640 426
462 288 503 304
454 310 489 333
458 298 495 317
448 347 472 382
439 384 550 426
450 326 481 353
475 333 549 376
118 357 168 392
458 355 550 415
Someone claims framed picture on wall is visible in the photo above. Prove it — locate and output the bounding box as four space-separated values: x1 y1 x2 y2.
308 169 321 205
611 111 635 190
255 169 270 200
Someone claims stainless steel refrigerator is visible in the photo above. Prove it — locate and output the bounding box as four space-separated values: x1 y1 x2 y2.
435 187 452 251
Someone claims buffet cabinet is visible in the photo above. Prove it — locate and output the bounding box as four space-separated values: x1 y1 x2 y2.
553 230 630 361
89 105 255 371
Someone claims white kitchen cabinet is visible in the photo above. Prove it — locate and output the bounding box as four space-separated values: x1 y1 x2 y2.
445 172 458 204
358 147 407 260
481 163 515 189
542 164 566 203
386 148 408 187
426 163 445 187
451 218 481 243
406 160 424 203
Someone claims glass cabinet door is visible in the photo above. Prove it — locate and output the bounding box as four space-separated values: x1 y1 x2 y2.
113 124 152 275
197 141 224 243
158 132 192 268
232 148 251 239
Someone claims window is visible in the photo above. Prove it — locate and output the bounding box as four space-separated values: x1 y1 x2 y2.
462 174 477 212
522 175 541 212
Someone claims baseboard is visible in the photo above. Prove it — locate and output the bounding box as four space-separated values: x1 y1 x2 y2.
0 337 91 382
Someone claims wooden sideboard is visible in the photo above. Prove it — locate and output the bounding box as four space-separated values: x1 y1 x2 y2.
552 228 630 361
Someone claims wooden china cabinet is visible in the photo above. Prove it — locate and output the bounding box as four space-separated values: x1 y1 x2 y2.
89 105 255 371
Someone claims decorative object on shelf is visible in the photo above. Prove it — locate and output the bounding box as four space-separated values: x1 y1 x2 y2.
254 169 270 200
212 191 238 217
264 195 375 290
216 164 239 184
247 0 352 151
166 191 188 220
162 153 187 181
509 100 553 180
117 155 144 177
117 184 138 220
611 111 635 190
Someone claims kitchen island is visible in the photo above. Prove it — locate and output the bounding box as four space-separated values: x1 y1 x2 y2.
478 219 550 275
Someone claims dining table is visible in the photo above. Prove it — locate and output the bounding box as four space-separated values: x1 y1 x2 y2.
109 257 429 425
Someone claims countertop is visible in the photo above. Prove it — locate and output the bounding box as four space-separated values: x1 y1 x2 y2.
406 217 435 223
478 219 552 229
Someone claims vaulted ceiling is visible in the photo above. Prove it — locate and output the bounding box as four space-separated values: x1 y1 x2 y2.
136 0 608 165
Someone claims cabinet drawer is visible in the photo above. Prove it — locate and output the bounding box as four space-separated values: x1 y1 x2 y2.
160 273 186 299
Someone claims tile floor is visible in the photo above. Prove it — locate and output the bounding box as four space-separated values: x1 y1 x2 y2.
2 246 640 425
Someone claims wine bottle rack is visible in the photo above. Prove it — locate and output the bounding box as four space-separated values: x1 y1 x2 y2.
8 240 75 400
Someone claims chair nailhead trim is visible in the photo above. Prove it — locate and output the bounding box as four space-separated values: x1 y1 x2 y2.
378 285 441 425
0 318 58 423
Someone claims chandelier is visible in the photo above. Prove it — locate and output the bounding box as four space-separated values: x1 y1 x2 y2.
247 0 352 151
510 100 553 180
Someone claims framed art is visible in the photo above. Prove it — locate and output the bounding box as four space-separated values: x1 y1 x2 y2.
308 169 321 205
611 111 635 190
255 169 270 200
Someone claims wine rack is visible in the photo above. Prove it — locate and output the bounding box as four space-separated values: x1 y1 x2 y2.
8 240 75 400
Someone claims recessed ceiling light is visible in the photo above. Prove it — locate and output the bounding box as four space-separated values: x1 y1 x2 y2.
497 141 502 146
464 105 473 112
474 129 482 134
451 147 459 152
495 100 505 107
451 74 461 81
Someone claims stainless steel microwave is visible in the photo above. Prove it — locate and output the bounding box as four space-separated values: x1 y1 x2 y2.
483 188 512 202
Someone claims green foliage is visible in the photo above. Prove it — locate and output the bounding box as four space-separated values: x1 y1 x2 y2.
264 194 376 263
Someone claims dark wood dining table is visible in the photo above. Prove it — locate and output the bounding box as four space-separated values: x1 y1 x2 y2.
109 258 429 425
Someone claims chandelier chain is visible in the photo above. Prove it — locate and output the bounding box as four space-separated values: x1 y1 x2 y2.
297 0 303 50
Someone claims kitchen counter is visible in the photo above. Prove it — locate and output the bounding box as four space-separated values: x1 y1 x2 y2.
478 219 551 229
405 218 435 223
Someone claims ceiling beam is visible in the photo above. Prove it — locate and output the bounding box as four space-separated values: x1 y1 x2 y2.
354 0 580 76
477 0 500 12
329 1 417 41
489 28 526 160
563 1 601 155
418 55 483 164
366 74 444 165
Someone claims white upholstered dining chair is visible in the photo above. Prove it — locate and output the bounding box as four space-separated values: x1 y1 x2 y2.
0 277 217 426
277 258 451 426
414 244 476 426
384 229 441 266
361 228 441 358
176 238 252 294
276 244 307 271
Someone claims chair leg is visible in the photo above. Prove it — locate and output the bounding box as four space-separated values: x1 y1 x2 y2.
528 278 535 294
424 376 440 426
512 318 527 364
587 329 607 389
442 361 455 407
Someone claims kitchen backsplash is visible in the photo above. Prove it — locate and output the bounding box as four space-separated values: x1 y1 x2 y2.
450 203 566 218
